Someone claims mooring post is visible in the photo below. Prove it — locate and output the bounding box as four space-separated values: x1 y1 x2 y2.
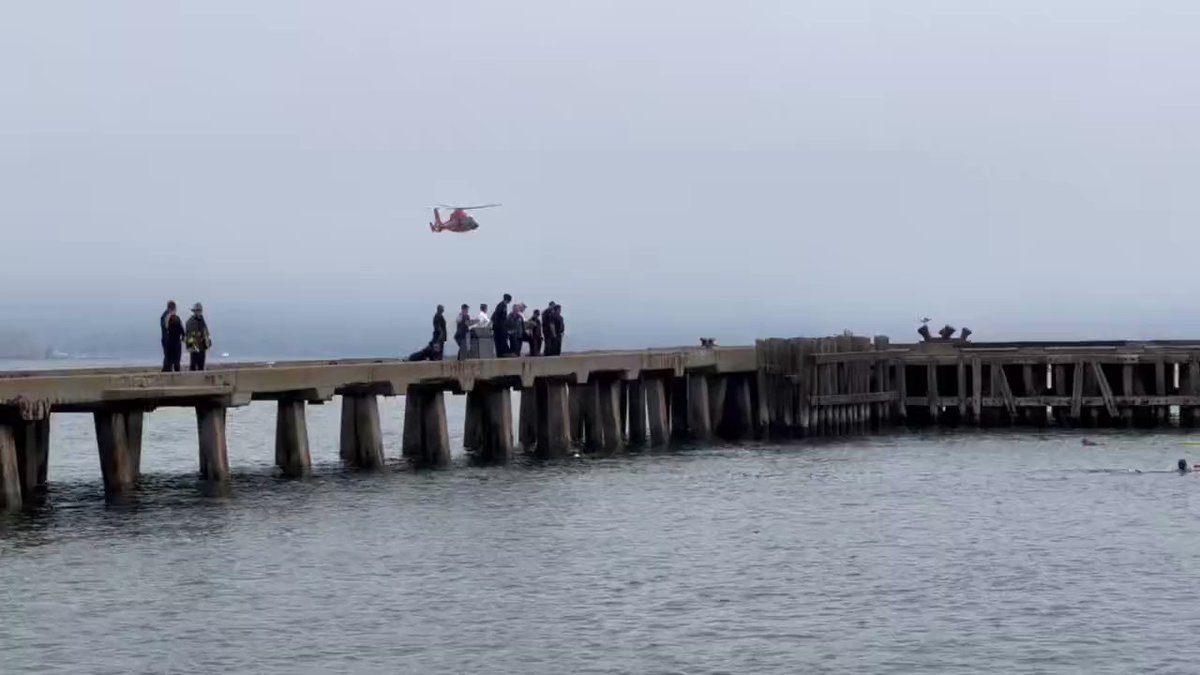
687 372 712 440
644 377 670 446
535 380 572 459
339 394 384 470
15 418 50 502
518 389 538 450
0 423 21 511
196 405 230 481
274 399 311 478
626 379 647 445
94 410 142 494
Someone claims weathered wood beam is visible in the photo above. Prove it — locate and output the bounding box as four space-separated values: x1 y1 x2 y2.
1091 363 1119 418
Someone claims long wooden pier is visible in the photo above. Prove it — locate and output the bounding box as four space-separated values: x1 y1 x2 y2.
2 337 1199 511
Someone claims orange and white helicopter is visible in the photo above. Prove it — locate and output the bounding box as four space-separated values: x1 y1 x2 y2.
429 203 502 233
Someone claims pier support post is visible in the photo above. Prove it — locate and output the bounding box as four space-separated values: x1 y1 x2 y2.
476 386 514 463
626 379 647 445
94 410 143 494
463 391 483 450
196 406 230 481
406 391 451 465
15 418 50 501
568 384 585 444
671 377 689 439
518 389 538 450
708 376 728 435
535 380 572 459
645 377 670 446
721 376 753 440
687 373 712 441
0 423 21 511
274 400 311 478
339 395 384 470
596 379 623 451
402 387 451 468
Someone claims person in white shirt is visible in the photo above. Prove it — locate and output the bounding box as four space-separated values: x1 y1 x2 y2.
474 303 490 327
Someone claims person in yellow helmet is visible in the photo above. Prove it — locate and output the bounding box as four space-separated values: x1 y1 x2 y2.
185 303 213 371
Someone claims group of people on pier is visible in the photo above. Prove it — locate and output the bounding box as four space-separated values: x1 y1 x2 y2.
407 294 566 362
159 301 213 372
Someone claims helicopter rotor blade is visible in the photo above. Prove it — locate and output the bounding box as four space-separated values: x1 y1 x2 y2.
435 203 503 211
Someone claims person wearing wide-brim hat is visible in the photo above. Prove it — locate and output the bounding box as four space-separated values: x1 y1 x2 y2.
185 303 213 371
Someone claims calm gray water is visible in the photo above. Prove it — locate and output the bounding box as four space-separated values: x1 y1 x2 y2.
3 361 1200 673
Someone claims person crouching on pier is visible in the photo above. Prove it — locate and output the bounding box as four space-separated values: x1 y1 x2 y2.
185 303 212 371
407 305 447 362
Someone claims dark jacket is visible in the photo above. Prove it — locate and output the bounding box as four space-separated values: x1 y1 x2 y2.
162 312 185 346
508 311 525 339
491 301 508 333
454 313 471 341
433 313 448 344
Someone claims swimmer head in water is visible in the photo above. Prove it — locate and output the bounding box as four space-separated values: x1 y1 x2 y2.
1179 459 1190 473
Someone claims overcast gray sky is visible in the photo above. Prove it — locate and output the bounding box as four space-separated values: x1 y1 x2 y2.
2 1 1198 354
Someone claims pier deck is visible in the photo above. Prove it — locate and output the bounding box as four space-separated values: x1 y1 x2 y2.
2 338 1199 511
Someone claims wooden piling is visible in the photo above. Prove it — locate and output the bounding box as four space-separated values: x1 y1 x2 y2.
94 410 141 494
0 423 21 511
402 388 452 467
421 390 451 467
518 389 538 450
535 380 572 459
726 376 753 440
464 390 483 450
477 386 513 463
927 360 940 425
1184 359 1200 427
687 373 712 440
340 394 384 470
645 377 670 446
196 405 230 481
15 418 50 501
671 377 690 440
596 379 623 451
275 399 311 478
708 376 728 435
627 379 647 445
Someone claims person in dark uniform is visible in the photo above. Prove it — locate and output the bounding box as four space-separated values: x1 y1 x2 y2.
508 303 526 357
407 305 448 362
543 302 559 356
160 301 185 372
491 294 511 357
432 305 447 360
454 304 472 359
526 309 543 356
545 302 565 356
